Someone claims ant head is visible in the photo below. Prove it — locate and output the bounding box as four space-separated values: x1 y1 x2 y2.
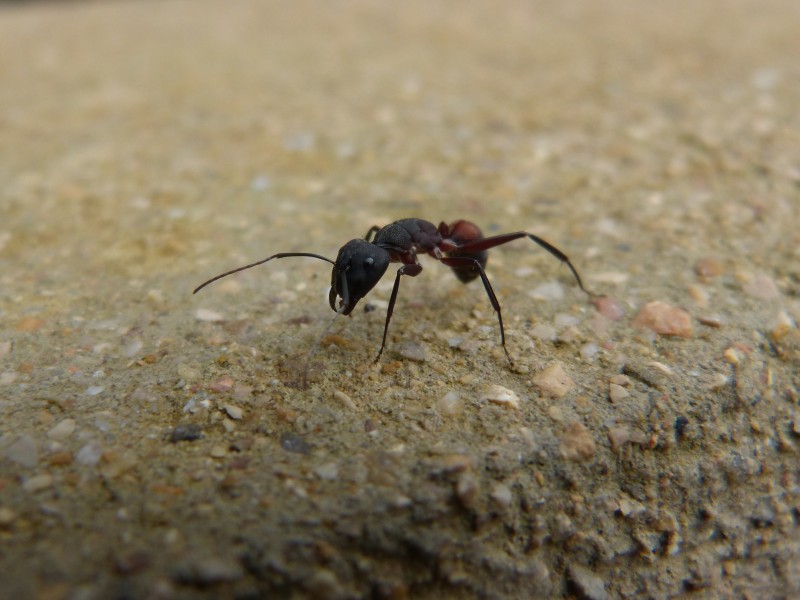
329 239 390 315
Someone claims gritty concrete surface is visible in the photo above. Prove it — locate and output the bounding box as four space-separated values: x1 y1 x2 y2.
1 0 799 598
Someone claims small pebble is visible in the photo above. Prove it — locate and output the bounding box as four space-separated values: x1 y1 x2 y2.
742 273 779 300
560 422 596 461
332 390 356 410
223 404 243 420
530 323 557 341
76 442 103 466
47 419 76 441
171 424 203 443
280 432 310 454
591 295 626 321
437 391 463 416
607 427 631 452
529 281 564 301
609 383 629 402
0 507 17 526
195 308 225 322
23 474 54 493
173 556 243 585
4 434 38 468
479 384 520 410
16 317 44 332
567 564 609 600
694 257 724 279
532 362 575 399
490 483 514 509
314 462 339 480
0 340 11 358
396 341 426 362
210 445 227 458
209 376 234 392
456 472 479 507
632 301 693 337
687 284 709 307
579 342 599 360
86 386 105 396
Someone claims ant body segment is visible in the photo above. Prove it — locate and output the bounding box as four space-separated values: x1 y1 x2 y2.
194 218 591 365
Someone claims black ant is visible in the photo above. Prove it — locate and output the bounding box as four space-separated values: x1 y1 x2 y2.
194 218 591 365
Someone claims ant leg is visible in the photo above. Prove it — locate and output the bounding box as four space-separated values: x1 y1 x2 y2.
439 256 513 365
364 225 382 243
450 232 591 295
375 263 423 362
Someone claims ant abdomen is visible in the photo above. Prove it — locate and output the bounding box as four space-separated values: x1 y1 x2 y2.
442 220 488 283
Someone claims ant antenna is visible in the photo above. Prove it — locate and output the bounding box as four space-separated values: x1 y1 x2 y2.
193 252 335 294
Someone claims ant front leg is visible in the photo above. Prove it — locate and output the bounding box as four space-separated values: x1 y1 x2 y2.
375 263 423 362
439 256 513 365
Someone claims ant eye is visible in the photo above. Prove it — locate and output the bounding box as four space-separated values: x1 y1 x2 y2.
365 257 374 267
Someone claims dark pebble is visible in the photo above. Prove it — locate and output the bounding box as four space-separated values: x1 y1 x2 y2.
280 431 311 454
674 416 689 440
171 424 204 443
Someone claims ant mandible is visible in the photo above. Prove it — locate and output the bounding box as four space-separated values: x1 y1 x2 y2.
194 218 592 365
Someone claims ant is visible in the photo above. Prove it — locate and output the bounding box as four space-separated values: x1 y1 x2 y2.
194 218 591 365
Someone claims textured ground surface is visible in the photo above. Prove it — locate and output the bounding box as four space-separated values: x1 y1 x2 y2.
1 1 799 598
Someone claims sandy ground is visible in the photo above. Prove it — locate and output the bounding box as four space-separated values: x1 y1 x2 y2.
1 0 799 598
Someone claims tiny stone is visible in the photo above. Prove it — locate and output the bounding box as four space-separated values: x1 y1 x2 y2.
195 308 225 322
314 462 339 480
223 404 243 420
607 427 630 452
456 472 479 507
479 384 520 410
532 362 575 399
742 273 779 300
76 442 103 466
687 283 709 307
23 473 54 493
609 383 629 402
0 507 17 526
529 281 564 301
171 423 203 443
632 301 693 337
567 564 609 600
591 295 626 321
560 422 596 461
47 418 76 441
437 391 463 416
396 341 426 362
173 557 243 585
580 342 599 360
86 386 105 396
210 445 227 458
209 376 234 392
490 482 514 509
4 434 38 468
0 340 11 358
609 374 631 386
708 372 729 390
694 257 724 279
723 347 742 365
280 431 310 454
332 390 356 410
530 323 557 341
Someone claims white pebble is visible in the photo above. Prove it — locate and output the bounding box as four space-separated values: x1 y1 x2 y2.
47 419 76 441
86 386 104 396
579 342 599 360
223 404 243 420
529 281 564 301
437 391 463 416
480 385 520 410
195 308 225 322
23 474 53 493
76 442 103 466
